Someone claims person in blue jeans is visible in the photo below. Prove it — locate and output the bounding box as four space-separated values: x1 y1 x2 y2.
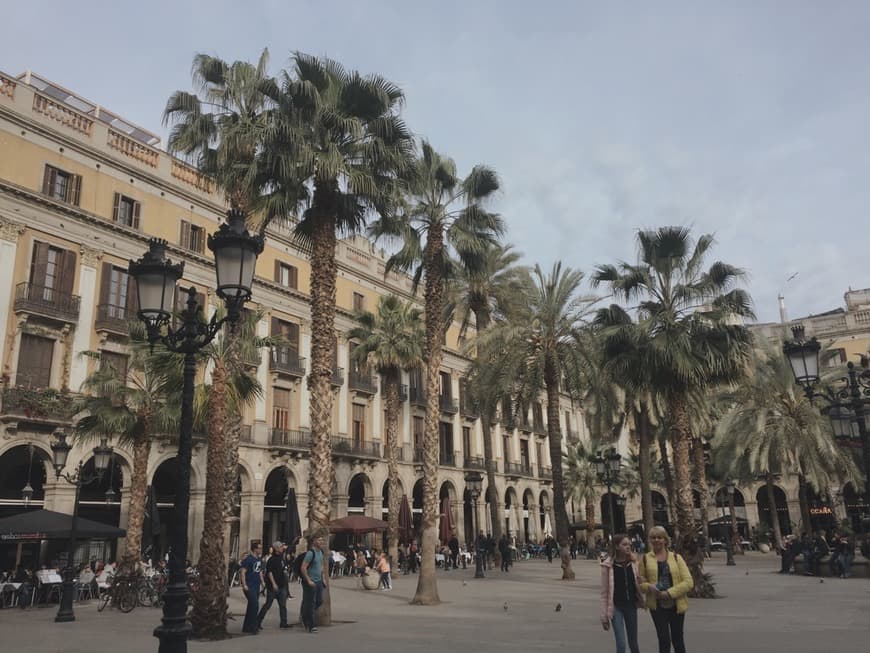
240 541 263 634
600 534 645 653
300 534 328 633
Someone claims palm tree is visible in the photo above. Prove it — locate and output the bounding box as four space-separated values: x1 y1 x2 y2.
371 141 502 604
73 324 175 576
593 227 754 590
451 243 529 555
714 348 861 549
348 295 424 564
491 262 600 579
260 57 414 574
563 443 600 558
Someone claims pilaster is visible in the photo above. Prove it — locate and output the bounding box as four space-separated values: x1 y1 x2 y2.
68 246 101 391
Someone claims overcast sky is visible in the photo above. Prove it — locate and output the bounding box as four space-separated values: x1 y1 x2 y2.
3 1 869 322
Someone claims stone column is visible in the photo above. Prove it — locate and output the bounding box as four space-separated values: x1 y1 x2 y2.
67 246 100 392
240 490 265 550
116 477 132 556
0 218 23 374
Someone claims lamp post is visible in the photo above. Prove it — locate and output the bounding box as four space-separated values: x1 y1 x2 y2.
50 430 113 622
129 211 262 653
22 443 35 506
722 480 736 566
591 447 621 539
464 470 484 578
783 325 870 503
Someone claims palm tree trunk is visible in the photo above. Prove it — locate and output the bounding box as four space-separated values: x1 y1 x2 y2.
412 224 443 606
307 183 338 624
191 360 229 639
120 416 152 575
222 407 243 568
657 430 676 525
798 475 813 536
544 355 574 580
384 370 401 565
585 495 596 559
765 475 784 551
637 408 654 535
691 437 710 554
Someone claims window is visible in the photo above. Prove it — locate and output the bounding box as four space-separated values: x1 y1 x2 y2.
352 292 365 313
439 371 451 397
179 220 205 254
29 242 75 298
274 262 298 290
100 350 129 382
520 439 530 471
502 434 512 463
462 426 472 458
271 318 300 358
112 193 141 229
17 334 54 387
273 388 292 431
42 165 81 205
413 416 424 451
352 404 366 446
99 263 137 318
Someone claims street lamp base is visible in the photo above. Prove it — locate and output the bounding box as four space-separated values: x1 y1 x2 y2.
55 573 76 622
55 612 75 623
154 623 193 653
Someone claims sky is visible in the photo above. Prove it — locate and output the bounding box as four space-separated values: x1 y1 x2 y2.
3 1 869 323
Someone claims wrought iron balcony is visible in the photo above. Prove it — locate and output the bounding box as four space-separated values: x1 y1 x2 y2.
486 460 500 474
269 428 312 451
240 349 262 368
269 347 305 377
537 465 552 480
240 425 253 443
439 394 459 414
349 369 378 395
460 394 479 420
331 366 344 387
505 462 532 477
440 450 456 467
413 446 425 463
518 417 534 433
331 436 381 459
0 386 76 425
409 386 426 407
95 303 132 336
14 282 81 323
464 455 486 471
533 421 547 436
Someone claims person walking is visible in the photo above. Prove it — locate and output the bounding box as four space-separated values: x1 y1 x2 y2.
638 526 693 653
448 532 460 570
375 552 392 590
300 534 328 633
258 541 290 630
498 534 510 572
408 540 419 574
475 530 488 571
239 541 263 635
600 533 645 653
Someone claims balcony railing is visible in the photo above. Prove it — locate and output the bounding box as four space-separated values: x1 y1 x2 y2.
0 386 76 424
413 446 425 463
270 347 305 377
380 380 408 402
332 436 381 458
241 349 262 368
566 429 580 442
331 367 344 387
270 428 311 450
409 386 426 407
464 455 486 471
240 425 253 443
487 460 500 474
460 394 479 420
518 418 534 433
439 395 459 414
533 421 547 436
505 462 532 477
95 303 133 335
439 450 457 467
349 370 378 395
14 282 81 323
537 465 552 480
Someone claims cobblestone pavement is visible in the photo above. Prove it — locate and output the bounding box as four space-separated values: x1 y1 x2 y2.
1 553 867 652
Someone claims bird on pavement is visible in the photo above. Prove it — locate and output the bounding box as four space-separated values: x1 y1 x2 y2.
503 601 509 611
555 603 562 612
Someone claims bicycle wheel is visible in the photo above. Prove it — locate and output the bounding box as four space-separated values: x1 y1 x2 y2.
117 583 137 613
138 583 155 607
97 591 111 612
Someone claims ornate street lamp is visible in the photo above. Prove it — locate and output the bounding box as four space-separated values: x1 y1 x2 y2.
464 470 485 579
723 479 736 566
591 447 621 539
783 325 870 505
21 443 35 506
50 431 113 623
129 210 262 653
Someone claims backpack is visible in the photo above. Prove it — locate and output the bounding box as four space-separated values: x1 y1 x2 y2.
292 551 310 580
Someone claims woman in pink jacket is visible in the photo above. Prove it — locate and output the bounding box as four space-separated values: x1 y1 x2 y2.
600 533 645 653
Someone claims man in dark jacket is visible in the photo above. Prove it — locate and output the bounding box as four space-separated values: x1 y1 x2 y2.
448 532 460 569
498 534 510 572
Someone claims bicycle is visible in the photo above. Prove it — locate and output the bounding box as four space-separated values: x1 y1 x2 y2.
97 575 138 613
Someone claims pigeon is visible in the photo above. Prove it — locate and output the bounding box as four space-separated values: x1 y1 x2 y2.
745 570 749 576
462 581 467 586
503 601 509 611
555 603 562 612
819 578 824 584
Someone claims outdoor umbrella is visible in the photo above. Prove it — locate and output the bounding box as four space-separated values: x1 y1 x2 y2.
397 495 413 544
439 497 456 544
328 514 388 534
285 488 302 546
543 513 553 538
0 509 126 541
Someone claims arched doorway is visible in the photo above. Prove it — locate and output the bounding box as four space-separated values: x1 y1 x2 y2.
348 473 370 515
78 454 124 527
756 485 792 536
522 489 535 543
600 492 626 537
263 467 291 546
806 486 835 533
151 458 183 561
651 490 669 526
713 487 748 538
539 491 551 536
504 487 518 538
462 487 474 544
412 478 424 535
0 444 50 571
843 483 867 533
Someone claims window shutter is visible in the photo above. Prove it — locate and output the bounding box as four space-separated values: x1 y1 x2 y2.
270 317 280 336
58 249 77 294
99 262 112 305
180 220 190 249
289 265 298 289
112 193 121 223
126 273 139 315
132 201 141 230
288 323 299 352
274 261 282 284
42 165 56 196
29 241 50 287
69 174 82 206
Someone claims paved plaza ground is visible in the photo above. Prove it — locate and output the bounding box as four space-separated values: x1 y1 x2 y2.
1 553 868 652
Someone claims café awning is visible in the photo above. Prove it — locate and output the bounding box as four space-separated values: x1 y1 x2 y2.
0 510 126 541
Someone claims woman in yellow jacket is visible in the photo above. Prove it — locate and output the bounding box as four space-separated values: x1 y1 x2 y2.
637 526 693 653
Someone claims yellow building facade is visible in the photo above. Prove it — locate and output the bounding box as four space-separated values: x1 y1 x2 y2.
0 71 584 565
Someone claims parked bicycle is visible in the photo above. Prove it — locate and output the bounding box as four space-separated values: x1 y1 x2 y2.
97 574 137 613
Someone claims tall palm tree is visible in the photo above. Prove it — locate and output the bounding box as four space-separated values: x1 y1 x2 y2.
451 243 529 554
714 348 861 549
563 443 600 558
593 227 754 590
371 141 502 604
261 56 414 565
73 324 175 576
490 262 600 579
348 295 424 564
